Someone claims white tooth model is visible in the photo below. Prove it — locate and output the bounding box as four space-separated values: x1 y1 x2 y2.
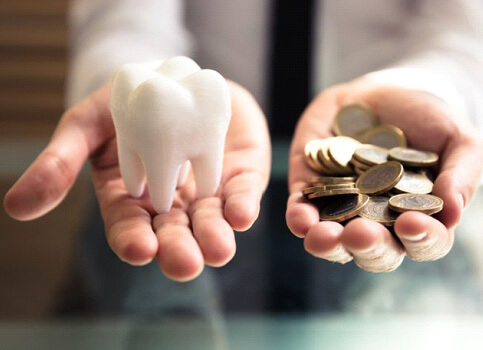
110 56 231 213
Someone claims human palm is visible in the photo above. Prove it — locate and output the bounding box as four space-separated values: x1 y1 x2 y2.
286 82 483 272
4 81 271 282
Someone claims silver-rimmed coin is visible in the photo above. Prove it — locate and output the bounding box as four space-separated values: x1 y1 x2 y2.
359 196 399 226
388 193 443 215
394 171 434 194
388 147 439 167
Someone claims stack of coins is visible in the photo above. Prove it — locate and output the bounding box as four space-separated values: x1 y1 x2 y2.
303 104 444 225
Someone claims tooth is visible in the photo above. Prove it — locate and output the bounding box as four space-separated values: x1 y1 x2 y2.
110 56 231 213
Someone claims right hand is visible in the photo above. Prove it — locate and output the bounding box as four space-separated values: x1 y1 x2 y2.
4 81 271 282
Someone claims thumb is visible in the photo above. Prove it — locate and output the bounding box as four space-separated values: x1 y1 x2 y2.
432 130 483 229
4 85 113 220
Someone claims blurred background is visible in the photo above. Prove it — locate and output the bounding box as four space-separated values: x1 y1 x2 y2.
0 0 92 319
1 1 483 348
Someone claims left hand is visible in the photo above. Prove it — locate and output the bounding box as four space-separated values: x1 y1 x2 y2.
286 80 483 272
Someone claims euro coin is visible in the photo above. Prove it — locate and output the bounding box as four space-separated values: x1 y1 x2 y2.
388 193 444 215
309 176 357 185
394 171 434 194
319 194 369 222
359 125 407 148
327 136 361 169
358 196 399 226
356 161 404 195
388 147 439 167
333 104 379 138
353 144 389 166
304 140 325 172
350 157 372 171
308 188 360 200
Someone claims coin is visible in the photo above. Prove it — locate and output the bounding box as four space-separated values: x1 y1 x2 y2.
317 143 349 174
356 161 404 195
388 193 444 215
319 194 370 222
388 147 439 167
328 136 361 169
333 104 379 138
358 196 399 226
308 188 360 200
309 176 357 185
350 157 372 171
353 144 389 166
359 125 407 148
394 171 434 194
302 184 355 196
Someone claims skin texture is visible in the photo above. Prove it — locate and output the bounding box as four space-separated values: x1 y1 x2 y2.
287 80 483 272
3 81 271 282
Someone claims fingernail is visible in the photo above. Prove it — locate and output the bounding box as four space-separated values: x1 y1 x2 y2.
402 232 427 242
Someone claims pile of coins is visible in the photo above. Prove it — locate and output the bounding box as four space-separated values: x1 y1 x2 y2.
303 104 444 225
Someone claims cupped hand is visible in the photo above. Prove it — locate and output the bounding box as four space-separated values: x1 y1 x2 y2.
286 81 483 272
4 81 271 282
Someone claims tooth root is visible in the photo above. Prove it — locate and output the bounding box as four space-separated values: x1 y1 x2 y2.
191 150 223 198
177 160 191 188
118 143 145 197
143 154 181 213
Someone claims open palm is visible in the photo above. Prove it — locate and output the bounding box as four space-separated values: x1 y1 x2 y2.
4 81 271 282
286 82 483 272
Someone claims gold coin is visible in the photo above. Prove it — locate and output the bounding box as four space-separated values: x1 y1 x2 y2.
356 161 404 195
358 196 399 226
388 193 443 215
354 167 366 176
320 194 370 222
333 104 380 138
327 136 361 169
359 125 407 148
388 147 439 167
394 171 434 194
317 145 348 174
308 188 360 200
304 140 326 172
353 144 389 166
309 176 357 185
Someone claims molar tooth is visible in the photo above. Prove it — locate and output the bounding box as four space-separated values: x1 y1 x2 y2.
110 56 231 213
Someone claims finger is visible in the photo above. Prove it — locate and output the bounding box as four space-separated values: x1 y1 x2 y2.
341 218 405 272
93 169 158 266
304 221 353 263
286 193 319 238
4 85 113 220
190 197 236 267
433 132 483 228
394 211 453 262
153 207 204 282
222 81 271 231
223 169 266 231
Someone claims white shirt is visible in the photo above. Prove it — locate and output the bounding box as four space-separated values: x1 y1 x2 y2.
67 0 483 131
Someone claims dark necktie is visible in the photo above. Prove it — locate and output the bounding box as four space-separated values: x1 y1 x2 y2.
268 0 315 137
267 0 316 312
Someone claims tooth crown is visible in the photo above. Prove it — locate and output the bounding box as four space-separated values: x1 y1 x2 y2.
110 56 231 213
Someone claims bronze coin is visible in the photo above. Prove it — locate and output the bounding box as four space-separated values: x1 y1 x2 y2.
309 176 357 185
356 161 404 195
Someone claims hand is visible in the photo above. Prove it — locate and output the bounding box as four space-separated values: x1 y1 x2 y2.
286 81 483 272
4 81 271 282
